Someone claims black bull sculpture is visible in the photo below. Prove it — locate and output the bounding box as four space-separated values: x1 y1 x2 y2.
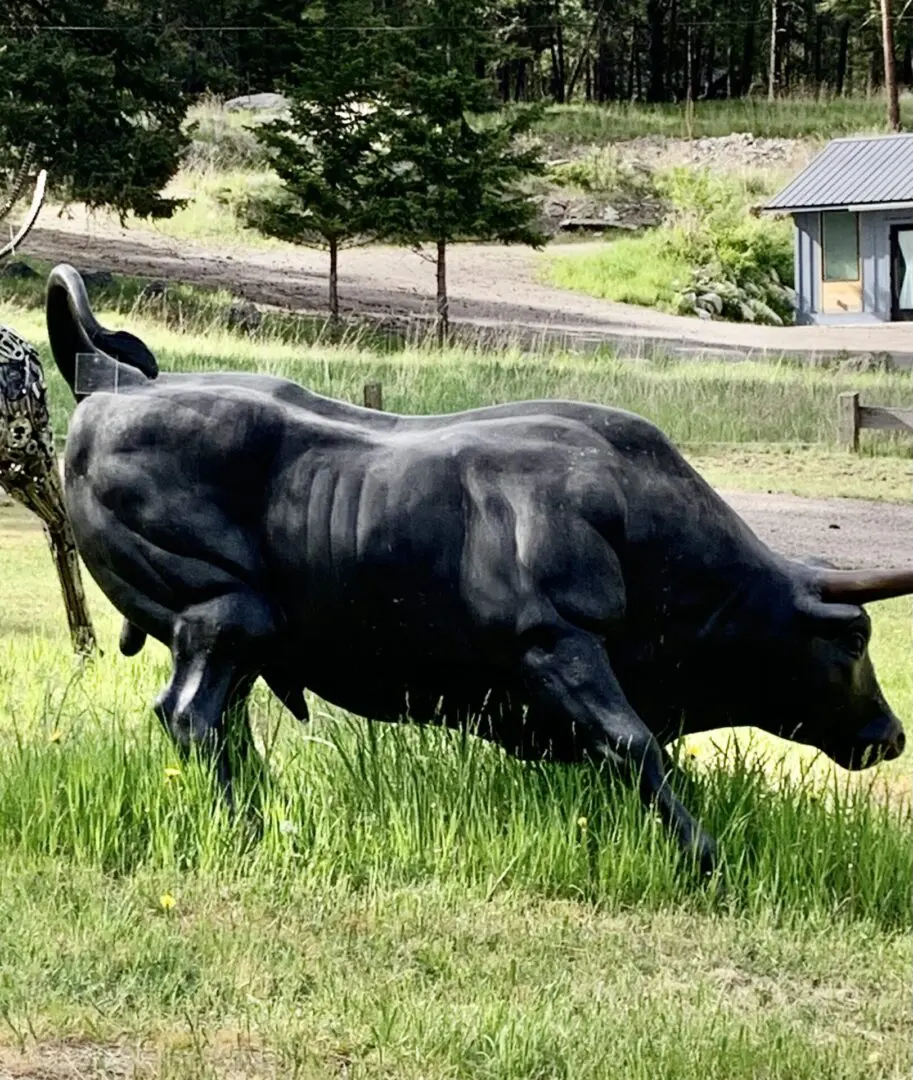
46 262 911 874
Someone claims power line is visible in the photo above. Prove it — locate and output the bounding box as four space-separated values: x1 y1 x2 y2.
4 17 912 30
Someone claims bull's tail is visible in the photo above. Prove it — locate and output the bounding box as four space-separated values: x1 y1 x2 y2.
46 263 159 401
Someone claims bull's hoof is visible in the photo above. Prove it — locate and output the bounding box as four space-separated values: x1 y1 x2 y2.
691 833 718 880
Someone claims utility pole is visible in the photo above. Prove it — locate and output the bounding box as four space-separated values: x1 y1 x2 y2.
881 0 901 130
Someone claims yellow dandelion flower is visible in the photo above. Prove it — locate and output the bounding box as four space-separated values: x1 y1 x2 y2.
159 892 176 912
48 728 63 744
163 766 181 780
577 816 588 830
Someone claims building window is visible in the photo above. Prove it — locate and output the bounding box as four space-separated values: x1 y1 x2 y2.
821 211 860 282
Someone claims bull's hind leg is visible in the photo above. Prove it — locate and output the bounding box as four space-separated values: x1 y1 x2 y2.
521 627 717 876
153 591 277 812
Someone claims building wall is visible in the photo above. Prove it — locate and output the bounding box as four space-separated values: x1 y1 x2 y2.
793 209 913 325
793 212 818 324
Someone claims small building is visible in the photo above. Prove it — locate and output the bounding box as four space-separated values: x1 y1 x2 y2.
762 133 913 326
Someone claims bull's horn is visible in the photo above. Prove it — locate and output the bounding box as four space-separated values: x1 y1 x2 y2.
0 169 46 260
46 263 157 400
817 568 913 605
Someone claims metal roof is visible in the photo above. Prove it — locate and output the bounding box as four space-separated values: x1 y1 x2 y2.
762 133 913 213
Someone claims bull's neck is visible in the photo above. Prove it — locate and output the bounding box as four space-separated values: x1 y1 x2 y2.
627 478 796 640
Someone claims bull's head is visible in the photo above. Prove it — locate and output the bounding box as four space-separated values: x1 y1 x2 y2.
742 559 911 770
0 157 97 655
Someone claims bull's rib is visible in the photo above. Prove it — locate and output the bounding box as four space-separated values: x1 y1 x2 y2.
0 143 36 223
0 169 47 260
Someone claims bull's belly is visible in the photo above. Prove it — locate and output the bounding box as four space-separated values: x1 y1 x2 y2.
290 639 589 763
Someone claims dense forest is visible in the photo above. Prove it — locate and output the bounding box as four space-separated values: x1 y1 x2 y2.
4 0 911 111
0 0 906 233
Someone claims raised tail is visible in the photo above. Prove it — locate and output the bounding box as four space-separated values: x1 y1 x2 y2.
46 263 159 400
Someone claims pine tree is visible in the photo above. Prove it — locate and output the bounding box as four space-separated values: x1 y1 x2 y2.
0 0 198 221
376 0 548 345
245 0 395 323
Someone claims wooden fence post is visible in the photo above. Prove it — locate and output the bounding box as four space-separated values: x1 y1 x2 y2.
363 382 383 411
838 391 860 452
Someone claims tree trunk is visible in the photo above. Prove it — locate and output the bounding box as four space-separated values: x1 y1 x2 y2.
647 0 666 101
741 24 756 96
329 235 339 325
628 23 637 99
705 35 716 97
768 0 778 100
555 8 567 103
881 0 901 129
867 44 881 96
436 238 448 348
597 10 610 101
836 21 850 96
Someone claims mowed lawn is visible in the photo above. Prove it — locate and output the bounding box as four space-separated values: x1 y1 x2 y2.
0 304 911 1078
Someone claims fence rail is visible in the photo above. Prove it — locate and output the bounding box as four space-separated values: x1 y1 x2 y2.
838 392 913 451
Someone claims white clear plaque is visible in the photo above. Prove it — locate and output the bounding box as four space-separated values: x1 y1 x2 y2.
74 352 119 395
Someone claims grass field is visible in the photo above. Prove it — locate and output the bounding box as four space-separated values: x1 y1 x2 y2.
4 292 913 463
1 296 911 1077
527 95 913 145
2 489 911 1078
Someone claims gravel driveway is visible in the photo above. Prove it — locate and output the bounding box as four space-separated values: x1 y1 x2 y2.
19 220 913 365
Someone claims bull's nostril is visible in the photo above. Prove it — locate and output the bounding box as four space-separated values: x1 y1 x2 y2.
894 731 906 756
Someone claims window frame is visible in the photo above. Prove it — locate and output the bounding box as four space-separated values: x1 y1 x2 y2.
820 210 860 284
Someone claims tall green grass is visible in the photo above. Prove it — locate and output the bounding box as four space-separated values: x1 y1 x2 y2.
5 301 909 454
0 694 909 929
532 96 913 147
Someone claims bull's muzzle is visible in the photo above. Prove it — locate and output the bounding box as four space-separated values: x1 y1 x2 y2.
834 715 906 770
0 325 96 655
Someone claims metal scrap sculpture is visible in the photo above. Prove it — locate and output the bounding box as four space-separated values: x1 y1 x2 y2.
0 153 97 654
0 145 47 260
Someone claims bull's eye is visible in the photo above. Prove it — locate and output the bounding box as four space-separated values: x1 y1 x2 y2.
847 631 867 659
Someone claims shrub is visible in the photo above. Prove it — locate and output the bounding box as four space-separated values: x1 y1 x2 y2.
656 168 795 325
181 99 275 173
546 148 658 200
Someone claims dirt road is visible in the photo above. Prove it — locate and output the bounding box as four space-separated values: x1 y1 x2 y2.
7 212 913 568
19 219 913 365
720 491 913 570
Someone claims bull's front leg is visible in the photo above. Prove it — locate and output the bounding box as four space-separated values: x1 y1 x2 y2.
153 591 277 813
521 627 718 876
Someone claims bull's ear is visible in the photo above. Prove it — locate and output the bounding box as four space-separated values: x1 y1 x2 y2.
92 327 158 379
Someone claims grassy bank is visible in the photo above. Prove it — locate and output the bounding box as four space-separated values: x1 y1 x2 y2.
4 296 911 469
542 164 798 324
0 498 911 1078
530 96 913 147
